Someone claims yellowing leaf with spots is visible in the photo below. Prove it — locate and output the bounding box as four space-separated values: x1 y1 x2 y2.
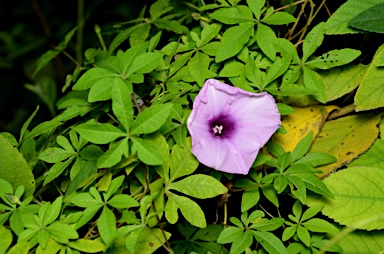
272 105 338 152
309 113 381 178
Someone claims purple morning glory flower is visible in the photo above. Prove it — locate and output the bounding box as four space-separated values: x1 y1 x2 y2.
187 79 281 175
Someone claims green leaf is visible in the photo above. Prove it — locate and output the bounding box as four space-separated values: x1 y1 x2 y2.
148 31 162 52
150 0 172 20
131 137 163 165
73 68 119 90
209 5 254 24
262 12 296 25
169 51 193 77
165 196 178 224
256 23 277 61
217 226 243 244
98 206 116 246
71 193 103 208
19 105 39 143
302 66 326 103
355 44 384 110
130 103 173 135
107 194 139 209
349 139 384 168
320 64 367 102
111 79 133 131
263 57 292 88
188 52 211 87
154 19 183 34
200 23 222 47
252 231 288 254
0 136 35 197
297 173 334 198
295 152 336 167
73 123 126 144
68 239 106 253
216 24 253 63
118 42 148 75
168 193 206 228
87 77 113 102
125 227 171 254
97 138 128 168
246 0 265 20
42 196 62 226
169 138 199 182
47 222 79 239
297 225 311 247
5 242 30 254
302 22 324 63
251 218 285 232
0 226 12 254
302 218 338 233
349 2 384 33
39 147 75 163
291 132 313 162
334 229 384 253
241 188 260 213
107 24 144 56
33 50 60 77
230 231 253 254
324 0 382 35
24 120 63 141
218 61 244 77
168 174 227 199
126 52 163 77
309 113 381 177
306 49 361 69
307 166 384 230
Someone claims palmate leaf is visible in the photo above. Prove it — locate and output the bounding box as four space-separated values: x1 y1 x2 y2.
98 206 116 246
111 78 133 131
307 166 384 230
187 52 211 87
169 138 199 182
302 22 324 63
97 137 128 168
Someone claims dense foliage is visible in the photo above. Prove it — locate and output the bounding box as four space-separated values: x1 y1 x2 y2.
1 0 384 253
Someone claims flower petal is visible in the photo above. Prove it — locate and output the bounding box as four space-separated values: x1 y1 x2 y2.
187 79 281 175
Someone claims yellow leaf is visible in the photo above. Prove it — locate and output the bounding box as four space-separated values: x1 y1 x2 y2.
272 105 338 152
310 113 381 178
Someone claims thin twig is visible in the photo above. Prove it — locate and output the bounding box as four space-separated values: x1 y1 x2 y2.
274 0 305 12
76 0 85 65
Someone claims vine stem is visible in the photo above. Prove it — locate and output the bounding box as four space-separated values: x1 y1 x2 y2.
143 166 172 252
274 0 305 12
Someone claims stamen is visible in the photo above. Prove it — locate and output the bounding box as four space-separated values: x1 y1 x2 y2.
212 125 223 135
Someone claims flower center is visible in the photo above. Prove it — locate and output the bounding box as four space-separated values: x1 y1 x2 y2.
212 125 223 136
210 115 235 138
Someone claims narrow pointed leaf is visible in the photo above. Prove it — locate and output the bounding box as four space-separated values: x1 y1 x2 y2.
73 123 126 144
216 24 253 63
168 174 227 198
131 137 163 165
130 103 173 135
111 79 133 131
